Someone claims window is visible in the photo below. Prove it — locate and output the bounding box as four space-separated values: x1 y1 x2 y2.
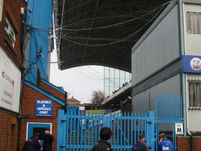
0 0 3 21
4 17 16 47
188 80 201 108
186 12 201 34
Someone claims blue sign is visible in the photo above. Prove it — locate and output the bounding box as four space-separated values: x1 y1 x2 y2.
183 55 201 74
35 100 52 116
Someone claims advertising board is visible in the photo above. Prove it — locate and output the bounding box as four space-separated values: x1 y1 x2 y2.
183 55 201 74
0 46 21 113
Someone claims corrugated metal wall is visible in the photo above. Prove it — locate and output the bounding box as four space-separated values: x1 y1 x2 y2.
132 5 180 86
132 74 181 113
131 3 182 113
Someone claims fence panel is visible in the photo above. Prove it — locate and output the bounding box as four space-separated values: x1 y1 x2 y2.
57 110 155 151
155 94 184 151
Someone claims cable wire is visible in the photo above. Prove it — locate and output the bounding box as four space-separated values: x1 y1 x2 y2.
60 1 167 47
61 2 169 31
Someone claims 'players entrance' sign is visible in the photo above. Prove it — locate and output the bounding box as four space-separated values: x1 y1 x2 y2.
35 100 52 117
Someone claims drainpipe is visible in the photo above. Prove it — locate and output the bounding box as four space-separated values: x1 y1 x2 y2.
178 0 187 135
17 6 28 151
189 133 193 151
17 71 26 151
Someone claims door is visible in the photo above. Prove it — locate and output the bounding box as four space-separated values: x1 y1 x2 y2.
27 123 52 150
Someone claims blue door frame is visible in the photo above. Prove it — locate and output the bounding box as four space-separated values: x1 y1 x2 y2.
27 123 52 149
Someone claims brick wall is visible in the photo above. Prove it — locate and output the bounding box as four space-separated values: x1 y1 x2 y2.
177 136 201 151
0 1 25 151
20 84 63 151
192 137 201 151
0 108 18 151
177 136 190 151
121 103 132 113
0 0 25 67
39 81 66 101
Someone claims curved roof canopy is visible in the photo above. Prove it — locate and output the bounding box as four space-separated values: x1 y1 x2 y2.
57 0 170 72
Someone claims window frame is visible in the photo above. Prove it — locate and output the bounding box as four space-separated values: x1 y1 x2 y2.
186 11 201 35
188 80 201 109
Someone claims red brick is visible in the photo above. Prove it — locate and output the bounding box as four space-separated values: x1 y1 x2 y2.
20 84 64 151
0 108 18 151
0 0 25 67
0 1 25 151
39 81 66 101
177 136 201 151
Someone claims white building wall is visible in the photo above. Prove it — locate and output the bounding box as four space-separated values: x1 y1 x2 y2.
184 4 201 56
183 4 201 132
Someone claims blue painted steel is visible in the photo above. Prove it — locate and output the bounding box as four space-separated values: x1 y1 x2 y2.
155 94 183 122
146 111 155 151
131 112 133 148
77 111 79 151
57 109 155 151
57 110 67 151
28 123 51 140
182 55 201 74
24 81 65 106
57 94 184 151
26 0 53 84
35 100 52 117
155 94 184 151
28 123 51 150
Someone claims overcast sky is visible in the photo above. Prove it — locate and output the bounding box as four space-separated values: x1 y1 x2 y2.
50 50 104 104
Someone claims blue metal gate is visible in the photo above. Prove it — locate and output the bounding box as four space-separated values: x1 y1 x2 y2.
155 94 184 151
57 110 155 151
57 94 184 151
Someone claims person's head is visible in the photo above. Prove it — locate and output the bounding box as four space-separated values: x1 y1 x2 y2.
32 132 40 139
139 134 145 141
100 127 112 142
45 127 50 134
159 133 166 140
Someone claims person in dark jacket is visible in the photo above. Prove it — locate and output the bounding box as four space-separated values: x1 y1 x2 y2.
133 134 149 151
158 133 174 151
40 128 54 151
23 133 41 151
92 127 113 151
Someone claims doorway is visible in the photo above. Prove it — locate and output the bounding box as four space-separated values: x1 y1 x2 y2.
27 122 52 149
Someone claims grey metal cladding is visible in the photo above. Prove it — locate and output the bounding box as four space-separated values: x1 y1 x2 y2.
131 2 177 53
132 74 181 113
132 4 180 86
132 59 182 96
183 0 201 4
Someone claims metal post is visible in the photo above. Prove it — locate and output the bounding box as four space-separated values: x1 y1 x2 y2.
57 110 67 151
146 111 155 151
178 0 187 135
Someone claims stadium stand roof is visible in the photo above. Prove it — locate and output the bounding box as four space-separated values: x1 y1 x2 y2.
56 0 171 72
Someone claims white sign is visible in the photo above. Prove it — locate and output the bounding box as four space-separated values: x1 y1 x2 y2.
175 123 184 135
0 46 21 113
190 57 201 71
0 0 3 22
79 106 85 111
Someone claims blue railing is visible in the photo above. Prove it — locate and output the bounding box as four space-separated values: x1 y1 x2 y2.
155 94 183 122
57 110 155 151
57 95 184 151
155 94 184 151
